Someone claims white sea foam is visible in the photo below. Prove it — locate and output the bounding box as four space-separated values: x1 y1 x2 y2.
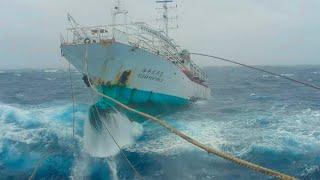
45 77 56 81
0 103 80 148
70 152 91 179
83 110 143 158
129 116 224 155
194 100 208 105
44 69 59 73
127 103 320 159
107 157 119 180
15 93 24 98
280 73 295 77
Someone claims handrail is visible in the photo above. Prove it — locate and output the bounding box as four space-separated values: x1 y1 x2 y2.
62 22 208 82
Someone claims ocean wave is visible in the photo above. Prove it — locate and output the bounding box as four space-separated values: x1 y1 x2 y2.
127 104 320 176
0 101 143 159
301 165 320 178
128 117 224 155
0 103 84 149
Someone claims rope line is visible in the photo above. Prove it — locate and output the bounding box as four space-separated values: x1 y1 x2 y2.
28 149 59 180
190 52 320 91
89 93 143 179
29 63 77 180
68 62 76 139
85 48 143 179
83 49 296 180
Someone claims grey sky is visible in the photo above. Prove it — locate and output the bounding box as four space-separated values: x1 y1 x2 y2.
1 0 320 69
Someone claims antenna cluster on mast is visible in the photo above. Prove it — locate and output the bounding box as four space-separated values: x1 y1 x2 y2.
156 0 178 37
112 0 128 25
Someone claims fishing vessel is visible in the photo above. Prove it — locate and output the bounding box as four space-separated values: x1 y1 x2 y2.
60 0 211 111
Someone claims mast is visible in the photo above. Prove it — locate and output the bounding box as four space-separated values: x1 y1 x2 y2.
156 0 177 37
112 0 128 37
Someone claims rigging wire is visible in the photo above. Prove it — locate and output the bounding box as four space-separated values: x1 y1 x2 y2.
85 47 143 179
68 62 76 139
29 63 78 180
28 150 57 180
82 48 296 180
190 52 320 91
91 103 143 179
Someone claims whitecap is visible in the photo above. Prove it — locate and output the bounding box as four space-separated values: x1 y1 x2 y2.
44 69 59 73
0 103 83 146
280 73 294 77
15 93 24 98
45 77 56 81
194 100 208 105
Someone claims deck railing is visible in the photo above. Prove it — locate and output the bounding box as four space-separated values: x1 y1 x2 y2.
61 23 208 83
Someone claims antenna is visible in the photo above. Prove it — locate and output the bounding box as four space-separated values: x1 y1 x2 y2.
112 0 129 37
156 0 178 37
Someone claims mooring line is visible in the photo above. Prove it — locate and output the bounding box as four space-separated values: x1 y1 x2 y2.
85 47 143 179
191 52 320 91
28 149 59 180
68 62 76 139
83 52 296 180
89 91 143 179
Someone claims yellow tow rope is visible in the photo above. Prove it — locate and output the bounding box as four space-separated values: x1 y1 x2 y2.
88 83 296 179
81 45 296 179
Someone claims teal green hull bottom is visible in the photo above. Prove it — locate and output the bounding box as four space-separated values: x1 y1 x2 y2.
97 85 189 107
88 86 190 129
93 85 190 121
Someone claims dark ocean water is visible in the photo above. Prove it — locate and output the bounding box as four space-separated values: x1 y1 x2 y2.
0 66 319 179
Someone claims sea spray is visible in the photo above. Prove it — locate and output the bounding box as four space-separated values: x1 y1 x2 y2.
106 157 119 180
84 110 143 157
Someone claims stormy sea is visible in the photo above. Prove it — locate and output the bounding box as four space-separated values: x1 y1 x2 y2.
0 66 319 179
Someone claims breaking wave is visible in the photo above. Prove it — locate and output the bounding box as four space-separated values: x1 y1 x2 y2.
0 103 81 147
84 110 143 158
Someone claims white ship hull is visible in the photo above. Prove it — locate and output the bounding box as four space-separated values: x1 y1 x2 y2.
61 42 211 106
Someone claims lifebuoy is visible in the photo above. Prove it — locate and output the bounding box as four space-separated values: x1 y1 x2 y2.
84 38 91 44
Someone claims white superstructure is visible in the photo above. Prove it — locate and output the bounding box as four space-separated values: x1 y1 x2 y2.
60 0 211 106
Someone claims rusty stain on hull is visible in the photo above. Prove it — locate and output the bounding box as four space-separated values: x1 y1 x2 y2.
92 69 134 88
100 39 114 46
